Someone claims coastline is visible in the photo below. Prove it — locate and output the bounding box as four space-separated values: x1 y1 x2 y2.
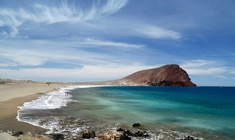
0 80 114 139
0 81 233 139
0 81 70 139
0 93 46 132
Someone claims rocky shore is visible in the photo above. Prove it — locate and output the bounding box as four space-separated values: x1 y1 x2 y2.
0 123 199 140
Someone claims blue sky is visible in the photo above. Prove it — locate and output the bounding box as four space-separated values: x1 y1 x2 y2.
1 0 235 86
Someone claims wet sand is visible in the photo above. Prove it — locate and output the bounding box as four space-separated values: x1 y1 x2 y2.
0 93 46 132
0 81 69 139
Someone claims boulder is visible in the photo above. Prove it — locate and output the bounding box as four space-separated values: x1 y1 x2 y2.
132 123 141 127
120 133 131 140
133 131 149 137
115 127 150 139
117 128 125 132
97 131 122 140
11 131 23 137
180 135 195 140
49 133 64 140
82 130 96 139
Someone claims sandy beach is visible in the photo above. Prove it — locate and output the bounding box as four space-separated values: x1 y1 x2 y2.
0 80 69 139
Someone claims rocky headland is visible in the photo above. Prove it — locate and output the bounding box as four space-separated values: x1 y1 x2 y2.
116 64 196 86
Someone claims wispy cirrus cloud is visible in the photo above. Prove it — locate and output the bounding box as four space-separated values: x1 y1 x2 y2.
184 67 227 75
81 38 144 49
0 0 183 41
93 0 128 17
135 25 182 40
0 26 18 38
0 37 145 68
181 60 213 68
0 47 109 67
32 0 128 23
0 49 48 66
0 0 128 37
181 59 227 75
0 64 155 81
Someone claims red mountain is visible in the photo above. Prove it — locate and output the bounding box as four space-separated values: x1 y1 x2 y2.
117 64 196 86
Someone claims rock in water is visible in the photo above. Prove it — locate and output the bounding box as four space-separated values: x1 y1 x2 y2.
132 123 141 127
118 64 196 86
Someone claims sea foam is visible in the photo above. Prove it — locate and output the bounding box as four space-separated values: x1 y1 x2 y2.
18 86 76 111
17 85 107 111
16 85 112 131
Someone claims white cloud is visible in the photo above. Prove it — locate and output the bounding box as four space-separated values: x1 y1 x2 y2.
181 59 214 68
99 0 128 16
215 75 228 79
181 59 227 75
0 47 107 67
0 37 146 68
82 38 144 49
0 0 183 41
0 0 129 37
0 49 47 66
136 25 182 40
184 67 226 75
0 26 18 38
0 64 155 81
2 49 48 66
0 37 155 81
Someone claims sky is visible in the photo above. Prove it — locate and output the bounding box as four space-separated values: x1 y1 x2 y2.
1 0 235 86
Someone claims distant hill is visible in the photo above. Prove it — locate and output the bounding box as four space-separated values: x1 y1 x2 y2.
116 64 196 86
1 64 196 86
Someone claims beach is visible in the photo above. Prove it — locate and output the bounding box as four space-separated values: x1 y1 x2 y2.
1 80 234 140
0 80 68 140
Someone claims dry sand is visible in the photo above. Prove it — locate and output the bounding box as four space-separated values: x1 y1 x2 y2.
0 81 70 139
0 81 64 102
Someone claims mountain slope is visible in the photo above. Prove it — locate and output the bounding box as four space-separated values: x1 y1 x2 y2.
117 64 196 86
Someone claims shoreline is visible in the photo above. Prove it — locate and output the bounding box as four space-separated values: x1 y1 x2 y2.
0 80 114 139
0 81 233 139
0 81 71 139
0 93 46 133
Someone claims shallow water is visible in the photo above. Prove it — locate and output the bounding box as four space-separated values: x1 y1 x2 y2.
18 86 235 139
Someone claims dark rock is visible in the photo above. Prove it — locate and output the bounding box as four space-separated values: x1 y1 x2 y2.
117 128 125 132
90 131 96 138
125 130 134 136
120 133 131 140
12 131 23 137
82 130 96 139
132 123 141 127
133 131 149 137
50 133 64 140
119 64 196 86
180 135 196 140
185 135 195 140
123 129 150 138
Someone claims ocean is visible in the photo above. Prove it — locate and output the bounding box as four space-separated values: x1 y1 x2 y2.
17 86 235 139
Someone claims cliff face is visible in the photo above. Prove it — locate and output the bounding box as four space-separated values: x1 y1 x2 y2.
118 64 196 86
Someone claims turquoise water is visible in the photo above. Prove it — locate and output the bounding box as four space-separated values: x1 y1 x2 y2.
18 86 235 139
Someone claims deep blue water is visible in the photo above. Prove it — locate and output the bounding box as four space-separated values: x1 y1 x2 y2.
18 86 235 139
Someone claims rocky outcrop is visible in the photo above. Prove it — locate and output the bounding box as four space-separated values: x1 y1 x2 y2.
118 64 196 86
